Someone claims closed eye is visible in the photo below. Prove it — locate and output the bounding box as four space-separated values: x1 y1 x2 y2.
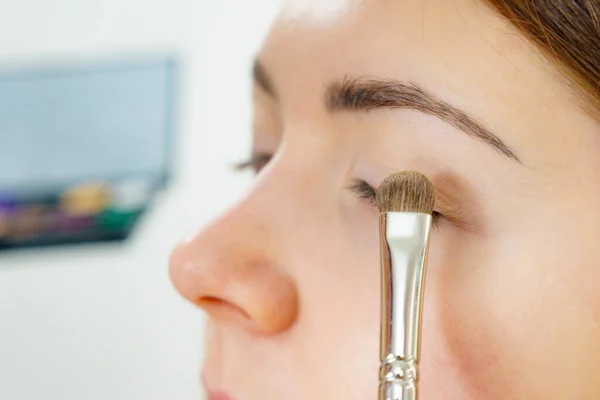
234 152 273 174
347 180 378 207
236 158 442 225
348 179 442 225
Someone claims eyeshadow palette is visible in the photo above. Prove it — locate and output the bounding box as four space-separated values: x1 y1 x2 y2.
0 180 149 250
0 56 178 251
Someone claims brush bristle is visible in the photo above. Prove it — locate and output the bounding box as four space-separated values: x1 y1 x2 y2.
376 171 435 214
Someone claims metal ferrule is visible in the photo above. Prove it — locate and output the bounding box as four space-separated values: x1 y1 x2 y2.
378 212 433 400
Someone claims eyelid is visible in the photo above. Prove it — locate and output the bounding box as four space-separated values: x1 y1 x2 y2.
432 189 469 230
432 180 483 233
348 179 445 226
236 159 474 231
347 180 378 206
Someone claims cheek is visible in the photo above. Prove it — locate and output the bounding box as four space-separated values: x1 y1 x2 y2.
422 221 600 400
288 207 382 398
420 230 511 399
494 232 600 398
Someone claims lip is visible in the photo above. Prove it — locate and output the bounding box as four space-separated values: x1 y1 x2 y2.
202 375 233 400
206 391 232 400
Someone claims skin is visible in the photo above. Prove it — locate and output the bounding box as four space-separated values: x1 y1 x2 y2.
169 0 600 399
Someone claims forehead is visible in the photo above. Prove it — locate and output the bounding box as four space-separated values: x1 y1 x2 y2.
266 0 556 90
278 0 359 24
259 0 578 162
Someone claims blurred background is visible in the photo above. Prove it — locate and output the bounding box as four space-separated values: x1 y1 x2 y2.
0 0 281 398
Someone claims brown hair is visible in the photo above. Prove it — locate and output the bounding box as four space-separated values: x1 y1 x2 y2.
485 0 600 117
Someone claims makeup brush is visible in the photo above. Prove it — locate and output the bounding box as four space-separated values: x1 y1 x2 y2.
377 171 435 400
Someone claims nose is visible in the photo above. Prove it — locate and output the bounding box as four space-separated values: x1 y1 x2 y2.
169 205 299 334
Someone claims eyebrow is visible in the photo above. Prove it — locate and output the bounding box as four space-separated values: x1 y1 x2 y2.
253 61 520 162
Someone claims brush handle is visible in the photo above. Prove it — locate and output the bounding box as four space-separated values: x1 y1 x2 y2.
378 213 432 400
379 355 418 400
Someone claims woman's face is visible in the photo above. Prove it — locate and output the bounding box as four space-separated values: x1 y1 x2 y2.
170 0 600 399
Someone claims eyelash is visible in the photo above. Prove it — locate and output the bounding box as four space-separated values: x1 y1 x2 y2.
235 153 442 224
346 180 442 225
234 153 272 173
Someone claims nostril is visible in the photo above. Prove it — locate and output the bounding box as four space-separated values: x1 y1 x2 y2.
196 296 223 307
169 232 299 334
196 296 252 323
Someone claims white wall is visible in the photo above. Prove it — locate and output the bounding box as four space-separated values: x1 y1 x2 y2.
0 1 281 399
